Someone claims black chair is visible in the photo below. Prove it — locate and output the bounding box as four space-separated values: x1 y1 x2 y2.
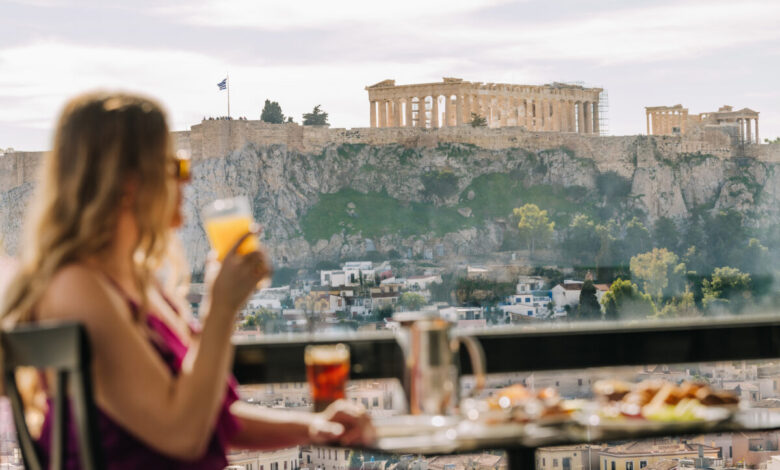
2 322 106 470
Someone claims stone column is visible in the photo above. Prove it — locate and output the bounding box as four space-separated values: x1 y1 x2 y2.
443 96 451 127
405 98 413 127
455 95 463 125
431 95 439 128
539 99 547 131
378 100 387 128
584 101 593 134
755 118 759 143
746 117 753 143
418 96 426 128
501 97 508 127
593 103 600 135
370 101 377 128
527 99 535 130
393 98 402 127
646 111 650 135
577 101 585 133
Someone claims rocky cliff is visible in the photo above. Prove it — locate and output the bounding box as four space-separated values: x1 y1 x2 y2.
1 135 778 275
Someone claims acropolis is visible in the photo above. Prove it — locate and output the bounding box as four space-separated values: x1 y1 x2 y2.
365 78 603 134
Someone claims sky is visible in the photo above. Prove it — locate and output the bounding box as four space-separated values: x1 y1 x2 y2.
1 0 779 151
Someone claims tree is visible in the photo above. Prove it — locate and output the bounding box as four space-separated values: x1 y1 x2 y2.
657 289 699 318
469 113 487 127
377 305 394 320
622 217 652 260
630 248 681 301
302 105 329 126
561 214 600 265
602 278 655 320
702 266 752 314
577 280 601 320
398 292 427 311
260 99 285 123
241 313 258 330
653 216 680 253
513 204 554 259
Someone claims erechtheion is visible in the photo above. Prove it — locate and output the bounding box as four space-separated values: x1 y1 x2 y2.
366 78 602 133
646 104 760 143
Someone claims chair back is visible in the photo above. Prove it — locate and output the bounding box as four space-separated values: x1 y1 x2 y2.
2 322 105 470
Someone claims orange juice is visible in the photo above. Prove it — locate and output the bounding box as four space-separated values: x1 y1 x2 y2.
204 215 259 260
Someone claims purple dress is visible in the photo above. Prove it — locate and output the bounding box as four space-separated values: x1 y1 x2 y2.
36 284 242 469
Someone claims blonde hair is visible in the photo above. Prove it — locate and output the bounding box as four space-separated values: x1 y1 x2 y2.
1 91 177 325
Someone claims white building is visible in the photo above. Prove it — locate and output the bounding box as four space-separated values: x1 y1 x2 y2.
407 275 442 291
551 280 584 308
516 276 545 293
439 306 484 322
309 447 351 470
227 447 300 470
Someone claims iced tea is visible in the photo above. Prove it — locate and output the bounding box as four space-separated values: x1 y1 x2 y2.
305 344 350 412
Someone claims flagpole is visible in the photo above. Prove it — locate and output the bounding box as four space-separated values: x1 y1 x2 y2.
227 73 231 118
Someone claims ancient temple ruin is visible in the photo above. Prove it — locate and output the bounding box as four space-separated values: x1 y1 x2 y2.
365 78 602 133
646 104 760 143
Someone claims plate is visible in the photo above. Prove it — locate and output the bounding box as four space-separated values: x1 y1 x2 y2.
373 415 461 438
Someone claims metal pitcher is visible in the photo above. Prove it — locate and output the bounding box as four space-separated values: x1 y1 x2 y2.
393 311 486 415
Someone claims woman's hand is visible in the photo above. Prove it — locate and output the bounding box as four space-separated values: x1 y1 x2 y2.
210 231 273 316
309 400 375 447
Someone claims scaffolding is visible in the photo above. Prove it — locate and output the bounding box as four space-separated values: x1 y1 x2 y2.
598 89 609 136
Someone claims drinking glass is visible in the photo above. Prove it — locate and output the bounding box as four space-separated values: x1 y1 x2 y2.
305 343 350 412
203 196 260 261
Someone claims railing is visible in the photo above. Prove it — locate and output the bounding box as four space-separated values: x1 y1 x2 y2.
233 315 780 384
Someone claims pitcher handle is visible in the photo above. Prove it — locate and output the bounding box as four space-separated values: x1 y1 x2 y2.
457 335 486 397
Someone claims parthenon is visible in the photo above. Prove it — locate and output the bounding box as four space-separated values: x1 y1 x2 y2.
646 104 760 143
365 78 603 134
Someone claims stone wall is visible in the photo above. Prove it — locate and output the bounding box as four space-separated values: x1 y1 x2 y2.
3 119 778 193
0 151 44 191
176 119 755 163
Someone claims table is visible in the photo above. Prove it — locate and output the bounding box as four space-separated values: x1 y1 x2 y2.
232 317 780 470
365 409 780 470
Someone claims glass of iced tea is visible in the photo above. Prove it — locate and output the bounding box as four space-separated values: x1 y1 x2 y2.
203 196 260 261
305 343 350 412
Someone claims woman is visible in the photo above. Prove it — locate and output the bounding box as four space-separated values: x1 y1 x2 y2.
0 92 373 468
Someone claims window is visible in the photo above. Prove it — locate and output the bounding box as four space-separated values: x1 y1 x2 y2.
612 462 616 470
345 451 349 460
563 458 571 470
640 462 647 468
578 379 583 386
553 459 558 467
626 462 634 470
373 397 379 407
543 458 546 466
285 462 288 470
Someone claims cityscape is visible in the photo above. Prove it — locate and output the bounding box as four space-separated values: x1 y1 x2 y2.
1 1 780 468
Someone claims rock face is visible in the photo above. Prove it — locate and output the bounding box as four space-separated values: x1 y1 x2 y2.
2 137 779 275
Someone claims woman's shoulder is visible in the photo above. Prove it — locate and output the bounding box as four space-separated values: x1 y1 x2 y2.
38 264 126 324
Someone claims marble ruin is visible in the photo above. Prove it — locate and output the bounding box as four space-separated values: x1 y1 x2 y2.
366 78 603 134
646 104 760 143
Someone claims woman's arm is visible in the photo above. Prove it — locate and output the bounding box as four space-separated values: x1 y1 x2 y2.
38 236 270 461
228 400 374 450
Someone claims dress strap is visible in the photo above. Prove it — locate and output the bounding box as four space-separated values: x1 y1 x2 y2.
98 272 142 321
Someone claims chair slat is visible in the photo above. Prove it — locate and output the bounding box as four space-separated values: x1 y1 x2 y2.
2 322 105 470
3 372 43 470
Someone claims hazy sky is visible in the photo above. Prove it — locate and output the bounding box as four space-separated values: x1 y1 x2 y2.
2 0 779 151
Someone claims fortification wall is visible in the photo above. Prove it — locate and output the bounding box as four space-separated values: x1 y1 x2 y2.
177 119 744 163
4 119 777 193
0 151 44 190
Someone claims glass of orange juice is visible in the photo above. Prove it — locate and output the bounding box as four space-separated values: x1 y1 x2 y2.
203 196 260 261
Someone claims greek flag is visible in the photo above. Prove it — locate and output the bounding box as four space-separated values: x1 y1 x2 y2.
217 78 227 90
